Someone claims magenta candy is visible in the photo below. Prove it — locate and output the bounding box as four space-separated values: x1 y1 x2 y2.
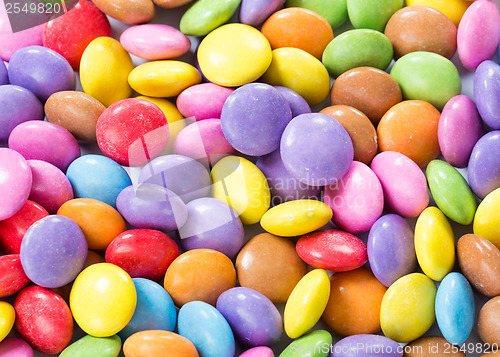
239 346 274 357
0 337 34 357
324 161 383 234
7 45 76 102
8 120 80 172
457 0 500 71
438 95 483 167
28 160 73 214
370 151 429 218
120 24 191 60
177 83 234 121
474 60 500 129
173 119 236 167
256 149 321 204
240 0 285 27
0 85 43 142
275 86 311 118
0 60 7 84
0 148 32 220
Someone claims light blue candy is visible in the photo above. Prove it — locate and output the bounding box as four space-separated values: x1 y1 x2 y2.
118 278 177 341
435 272 475 345
178 301 235 357
66 154 131 208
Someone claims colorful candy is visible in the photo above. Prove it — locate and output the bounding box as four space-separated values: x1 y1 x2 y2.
0 16 43 61
347 0 404 32
474 187 500 249
123 331 199 357
0 337 34 357
91 0 155 24
60 335 121 357
275 86 311 117
180 0 242 36
332 334 402 357
405 0 470 26
403 336 466 357
240 0 285 27
468 131 500 199
279 330 332 357
478 296 500 345
0 302 14 342
176 83 234 122
0 255 30 298
474 61 500 130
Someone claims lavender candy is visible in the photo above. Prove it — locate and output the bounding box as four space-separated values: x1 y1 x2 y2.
240 0 285 27
0 61 8 85
332 334 403 357
8 45 75 102
474 60 500 129
179 198 244 259
468 130 500 199
20 215 87 288
275 86 311 118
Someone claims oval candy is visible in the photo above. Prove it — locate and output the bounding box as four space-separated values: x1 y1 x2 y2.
92 0 155 24
478 296 500 345
474 61 500 130
176 83 234 122
347 0 404 32
405 0 470 26
0 337 35 357
60 335 121 357
0 302 15 342
474 187 500 249
332 334 402 357
403 336 466 357
180 0 241 36
123 331 199 357
285 0 347 28
0 255 30 298
240 0 285 27
280 330 332 357
468 131 500 199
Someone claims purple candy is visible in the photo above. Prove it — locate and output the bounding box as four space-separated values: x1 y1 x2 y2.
468 130 500 199
20 215 88 288
0 85 43 141
240 0 285 27
256 149 321 204
438 95 483 168
280 113 354 186
216 287 283 347
221 83 292 156
0 148 32 220
28 160 73 214
367 214 417 287
0 337 34 357
8 46 75 102
8 120 80 172
332 335 403 357
474 60 500 129
116 183 188 231
178 198 244 259
275 86 311 118
139 154 211 203
0 61 8 85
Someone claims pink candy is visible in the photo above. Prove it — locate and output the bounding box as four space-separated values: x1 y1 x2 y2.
177 83 234 121
239 346 274 357
0 337 34 357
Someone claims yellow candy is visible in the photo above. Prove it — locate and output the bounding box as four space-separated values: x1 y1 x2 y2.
70 263 136 337
211 156 270 225
414 206 455 281
137 96 186 154
380 273 437 343
198 23 272 87
80 37 134 107
405 0 470 26
262 47 331 106
260 200 332 237
284 269 330 338
474 187 500 249
0 301 15 342
129 61 201 98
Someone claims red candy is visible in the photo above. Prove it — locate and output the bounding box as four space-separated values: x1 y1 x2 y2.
296 230 368 272
14 286 73 354
43 0 112 70
105 229 180 280
0 200 48 254
96 98 169 166
0 254 30 298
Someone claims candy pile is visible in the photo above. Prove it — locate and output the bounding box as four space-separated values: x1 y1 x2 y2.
0 0 500 356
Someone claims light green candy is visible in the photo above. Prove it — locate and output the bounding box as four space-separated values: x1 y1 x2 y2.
426 160 476 225
60 335 121 357
347 0 404 32
390 51 461 111
285 0 348 29
180 0 241 36
280 330 332 357
322 29 393 78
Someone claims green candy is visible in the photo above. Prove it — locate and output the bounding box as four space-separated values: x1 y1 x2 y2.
60 335 121 357
285 0 348 29
180 0 241 36
347 0 404 32
390 51 461 111
280 330 333 357
426 160 477 225
322 29 393 78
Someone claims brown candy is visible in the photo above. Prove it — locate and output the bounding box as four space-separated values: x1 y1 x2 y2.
92 0 155 24
385 6 457 59
330 67 402 125
236 233 307 304
403 336 466 357
458 234 500 297
153 0 193 7
478 296 500 345
322 267 387 336
45 91 105 142
164 249 236 307
320 105 378 165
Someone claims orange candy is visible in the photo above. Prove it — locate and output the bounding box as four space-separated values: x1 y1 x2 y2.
164 249 236 307
377 100 441 167
322 267 387 336
124 331 199 357
57 198 126 251
261 8 334 59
